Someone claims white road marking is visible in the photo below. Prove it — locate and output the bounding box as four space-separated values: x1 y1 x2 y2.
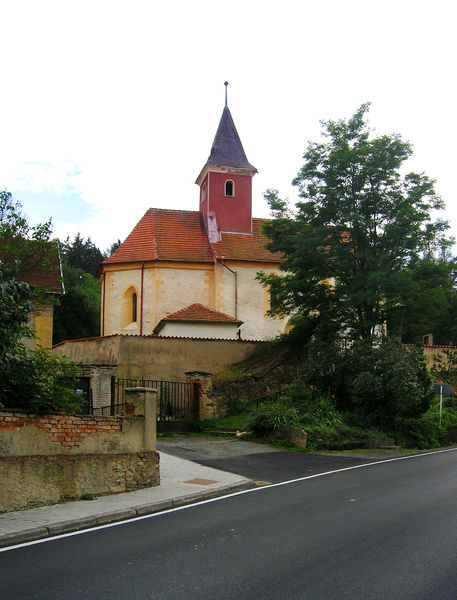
2 446 457 553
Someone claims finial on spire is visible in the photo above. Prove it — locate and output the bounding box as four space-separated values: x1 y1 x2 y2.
224 81 228 107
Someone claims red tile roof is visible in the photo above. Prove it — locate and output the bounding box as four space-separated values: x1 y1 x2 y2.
212 218 280 262
103 209 280 266
162 303 242 324
0 240 63 293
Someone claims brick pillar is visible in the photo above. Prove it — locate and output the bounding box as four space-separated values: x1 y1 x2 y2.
124 387 158 451
185 372 213 419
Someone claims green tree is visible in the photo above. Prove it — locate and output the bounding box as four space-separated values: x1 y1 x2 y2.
0 193 82 413
53 265 101 343
108 238 121 256
52 233 109 343
60 233 105 276
258 104 450 343
0 190 53 282
431 347 457 385
296 337 432 428
387 254 457 345
0 262 34 364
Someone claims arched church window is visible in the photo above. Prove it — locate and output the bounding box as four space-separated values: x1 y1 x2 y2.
132 292 137 323
121 286 139 330
225 180 234 197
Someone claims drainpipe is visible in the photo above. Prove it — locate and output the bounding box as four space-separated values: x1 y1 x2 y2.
221 260 238 319
140 263 145 335
101 272 106 337
200 210 238 318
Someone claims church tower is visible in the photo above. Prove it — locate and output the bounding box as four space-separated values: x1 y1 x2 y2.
196 84 257 242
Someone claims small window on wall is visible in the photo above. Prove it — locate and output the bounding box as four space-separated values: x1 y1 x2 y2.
225 180 234 197
121 286 139 330
132 293 137 323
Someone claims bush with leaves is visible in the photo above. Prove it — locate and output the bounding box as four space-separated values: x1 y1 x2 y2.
0 261 34 361
249 402 300 436
297 338 432 429
347 340 432 428
0 265 82 413
398 397 457 449
1 347 81 414
281 382 341 428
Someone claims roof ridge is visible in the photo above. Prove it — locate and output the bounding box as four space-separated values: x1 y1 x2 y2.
151 207 199 214
164 302 241 323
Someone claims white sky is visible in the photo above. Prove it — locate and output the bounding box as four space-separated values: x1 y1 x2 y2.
0 0 455 252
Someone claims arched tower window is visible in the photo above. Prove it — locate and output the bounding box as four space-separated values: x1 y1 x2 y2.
225 180 234 197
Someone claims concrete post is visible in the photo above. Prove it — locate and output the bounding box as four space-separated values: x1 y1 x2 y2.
124 387 158 451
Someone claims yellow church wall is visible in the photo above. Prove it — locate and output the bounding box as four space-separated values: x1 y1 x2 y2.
101 260 289 340
103 268 142 335
155 266 211 322
102 263 215 336
213 262 288 341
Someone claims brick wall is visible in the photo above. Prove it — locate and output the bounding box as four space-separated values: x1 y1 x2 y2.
0 412 121 452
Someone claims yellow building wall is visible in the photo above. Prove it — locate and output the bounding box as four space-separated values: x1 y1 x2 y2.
102 260 288 341
24 305 54 350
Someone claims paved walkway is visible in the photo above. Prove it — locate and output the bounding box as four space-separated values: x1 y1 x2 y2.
0 452 252 549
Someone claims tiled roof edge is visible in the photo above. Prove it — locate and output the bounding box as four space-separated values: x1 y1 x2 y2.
53 334 265 347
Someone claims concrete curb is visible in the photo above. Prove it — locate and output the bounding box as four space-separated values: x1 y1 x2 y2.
0 480 253 549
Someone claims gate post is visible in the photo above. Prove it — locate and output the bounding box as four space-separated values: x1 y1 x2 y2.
185 372 213 420
124 387 158 451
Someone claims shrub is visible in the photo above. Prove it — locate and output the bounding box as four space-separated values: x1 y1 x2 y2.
0 347 83 414
282 382 342 428
249 402 300 436
348 341 433 428
398 401 457 449
298 338 433 429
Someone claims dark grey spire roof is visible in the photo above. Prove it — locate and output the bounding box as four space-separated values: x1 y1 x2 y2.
206 106 256 171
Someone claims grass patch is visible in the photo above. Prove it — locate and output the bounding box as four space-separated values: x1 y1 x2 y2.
199 414 252 431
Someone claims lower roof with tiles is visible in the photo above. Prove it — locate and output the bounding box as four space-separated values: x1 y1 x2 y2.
160 303 242 324
102 208 281 266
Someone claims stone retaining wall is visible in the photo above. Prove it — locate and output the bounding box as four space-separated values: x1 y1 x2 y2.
0 388 159 513
0 451 159 513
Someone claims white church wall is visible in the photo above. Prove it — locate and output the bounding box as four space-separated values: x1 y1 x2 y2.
158 321 238 339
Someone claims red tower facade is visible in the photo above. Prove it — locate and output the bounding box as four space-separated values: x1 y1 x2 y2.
196 104 257 241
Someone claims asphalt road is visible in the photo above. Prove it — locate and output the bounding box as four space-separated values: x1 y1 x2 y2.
157 436 384 482
2 446 457 599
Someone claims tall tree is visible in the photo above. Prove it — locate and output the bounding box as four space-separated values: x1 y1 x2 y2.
259 104 451 343
0 190 53 281
53 234 120 343
52 265 101 343
61 233 105 276
0 193 80 413
387 254 457 345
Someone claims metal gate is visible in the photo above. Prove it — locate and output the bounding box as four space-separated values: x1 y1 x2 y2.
93 377 200 432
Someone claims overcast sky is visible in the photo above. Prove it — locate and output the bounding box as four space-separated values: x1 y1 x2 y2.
0 0 455 252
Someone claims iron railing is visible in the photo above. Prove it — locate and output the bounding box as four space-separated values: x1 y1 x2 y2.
255 386 291 409
92 377 200 425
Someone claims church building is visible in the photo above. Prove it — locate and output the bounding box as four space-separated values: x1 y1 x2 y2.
99 95 288 341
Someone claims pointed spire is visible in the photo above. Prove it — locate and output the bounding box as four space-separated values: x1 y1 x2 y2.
206 93 256 171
